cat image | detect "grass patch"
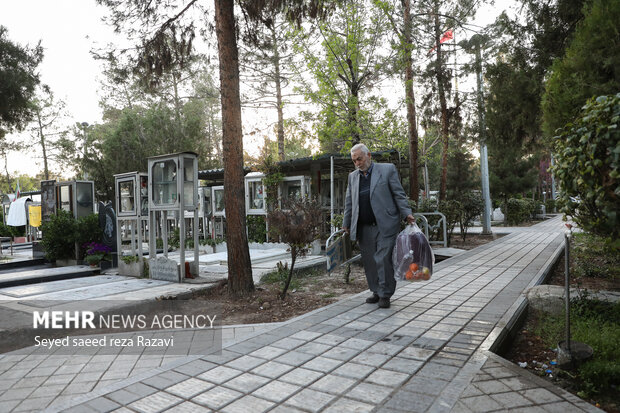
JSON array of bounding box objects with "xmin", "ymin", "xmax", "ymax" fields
[{"xmin": 533, "ymin": 296, "xmax": 620, "ymax": 399}]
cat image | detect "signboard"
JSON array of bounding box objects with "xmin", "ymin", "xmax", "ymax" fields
[
  {"xmin": 40, "ymin": 180, "xmax": 56, "ymax": 223},
  {"xmin": 326, "ymin": 233, "xmax": 353, "ymax": 273},
  {"xmin": 150, "ymin": 256, "xmax": 179, "ymax": 282}
]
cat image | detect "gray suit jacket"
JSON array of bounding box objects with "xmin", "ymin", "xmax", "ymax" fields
[{"xmin": 343, "ymin": 162, "xmax": 412, "ymax": 241}]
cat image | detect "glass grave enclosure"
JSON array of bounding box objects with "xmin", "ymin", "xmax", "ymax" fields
[
  {"xmin": 55, "ymin": 181, "xmax": 95, "ymax": 219},
  {"xmin": 148, "ymin": 152, "xmax": 199, "ymax": 282},
  {"xmin": 242, "ymin": 173, "xmax": 311, "ymax": 242},
  {"xmin": 211, "ymin": 185, "xmax": 226, "ymax": 239},
  {"xmin": 114, "ymin": 172, "xmax": 148, "ymax": 275}
]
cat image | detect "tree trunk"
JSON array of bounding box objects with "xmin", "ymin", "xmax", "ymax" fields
[
  {"xmin": 403, "ymin": 0, "xmax": 419, "ymax": 206},
  {"xmin": 434, "ymin": 10, "xmax": 449, "ymax": 201},
  {"xmin": 271, "ymin": 28, "xmax": 286, "ymax": 162},
  {"xmin": 214, "ymin": 0, "xmax": 254, "ymax": 295}
]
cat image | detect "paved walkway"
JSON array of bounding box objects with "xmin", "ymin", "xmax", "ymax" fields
[{"xmin": 0, "ymin": 216, "xmax": 603, "ymax": 412}]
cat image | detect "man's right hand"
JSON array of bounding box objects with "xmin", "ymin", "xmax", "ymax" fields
[{"xmin": 343, "ymin": 227, "xmax": 350, "ymax": 235}]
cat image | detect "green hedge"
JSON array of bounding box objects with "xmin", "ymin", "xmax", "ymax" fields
[{"xmin": 503, "ymin": 198, "xmax": 535, "ymax": 225}]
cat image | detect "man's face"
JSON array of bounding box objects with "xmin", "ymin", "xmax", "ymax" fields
[{"xmin": 351, "ymin": 149, "xmax": 372, "ymax": 172}]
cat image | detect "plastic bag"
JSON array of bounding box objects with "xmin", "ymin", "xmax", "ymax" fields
[{"xmin": 392, "ymin": 223, "xmax": 435, "ymax": 281}]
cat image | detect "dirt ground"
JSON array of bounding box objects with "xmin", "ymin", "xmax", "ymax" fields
[{"xmin": 195, "ymin": 264, "xmax": 371, "ymax": 325}]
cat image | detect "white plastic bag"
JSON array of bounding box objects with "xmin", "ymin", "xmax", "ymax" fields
[{"xmin": 392, "ymin": 223, "xmax": 435, "ymax": 281}]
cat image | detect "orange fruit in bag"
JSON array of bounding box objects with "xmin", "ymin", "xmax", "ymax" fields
[
  {"xmin": 405, "ymin": 270, "xmax": 414, "ymax": 280},
  {"xmin": 409, "ymin": 262, "xmax": 419, "ymax": 272}
]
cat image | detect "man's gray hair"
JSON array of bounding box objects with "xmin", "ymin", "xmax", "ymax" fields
[{"xmin": 351, "ymin": 143, "xmax": 370, "ymax": 155}]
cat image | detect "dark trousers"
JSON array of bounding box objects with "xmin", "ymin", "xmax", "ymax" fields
[{"xmin": 357, "ymin": 224, "xmax": 397, "ymax": 298}]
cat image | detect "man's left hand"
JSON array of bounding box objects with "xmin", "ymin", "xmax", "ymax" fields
[{"xmin": 406, "ymin": 214, "xmax": 415, "ymax": 225}]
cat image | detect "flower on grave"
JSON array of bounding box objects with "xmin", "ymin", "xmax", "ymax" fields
[{"xmin": 83, "ymin": 242, "xmax": 112, "ymax": 265}]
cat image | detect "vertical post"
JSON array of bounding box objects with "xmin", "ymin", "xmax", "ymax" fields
[
  {"xmin": 474, "ymin": 37, "xmax": 492, "ymax": 234},
  {"xmin": 330, "ymin": 156, "xmax": 335, "ymax": 233},
  {"xmin": 551, "ymin": 154, "xmax": 557, "ymax": 203},
  {"xmin": 565, "ymin": 231, "xmax": 571, "ymax": 354}
]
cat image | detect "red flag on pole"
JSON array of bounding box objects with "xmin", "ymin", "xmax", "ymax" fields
[
  {"xmin": 440, "ymin": 29, "xmax": 453, "ymax": 44},
  {"xmin": 13, "ymin": 181, "xmax": 20, "ymax": 201},
  {"xmin": 428, "ymin": 29, "xmax": 454, "ymax": 55}
]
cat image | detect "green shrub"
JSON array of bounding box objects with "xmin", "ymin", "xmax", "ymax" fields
[
  {"xmin": 40, "ymin": 210, "xmax": 78, "ymax": 261},
  {"xmin": 40, "ymin": 211, "xmax": 103, "ymax": 261},
  {"xmin": 545, "ymin": 199, "xmax": 556, "ymax": 213},
  {"xmin": 438, "ymin": 200, "xmax": 461, "ymax": 246},
  {"xmin": 0, "ymin": 213, "xmax": 25, "ymax": 237},
  {"xmin": 247, "ymin": 215, "xmax": 267, "ymax": 243},
  {"xmin": 75, "ymin": 214, "xmax": 103, "ymax": 259},
  {"xmin": 552, "ymin": 94, "xmax": 620, "ymax": 243},
  {"xmin": 458, "ymin": 192, "xmax": 484, "ymax": 241},
  {"xmin": 121, "ymin": 255, "xmax": 139, "ymax": 264},
  {"xmin": 503, "ymin": 198, "xmax": 532, "ymax": 225}
]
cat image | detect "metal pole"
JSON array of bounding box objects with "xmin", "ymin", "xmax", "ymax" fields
[
  {"xmin": 330, "ymin": 156, "xmax": 335, "ymax": 233},
  {"xmin": 474, "ymin": 38, "xmax": 492, "ymax": 234},
  {"xmin": 565, "ymin": 231, "xmax": 571, "ymax": 353},
  {"xmin": 551, "ymin": 154, "xmax": 557, "ymax": 202}
]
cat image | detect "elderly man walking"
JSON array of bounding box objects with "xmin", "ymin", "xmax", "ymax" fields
[{"xmin": 343, "ymin": 143, "xmax": 415, "ymax": 308}]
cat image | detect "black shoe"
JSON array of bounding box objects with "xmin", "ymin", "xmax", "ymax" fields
[
  {"xmin": 378, "ymin": 297, "xmax": 391, "ymax": 308},
  {"xmin": 365, "ymin": 293, "xmax": 380, "ymax": 304}
]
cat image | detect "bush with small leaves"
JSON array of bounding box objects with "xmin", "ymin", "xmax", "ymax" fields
[{"xmin": 552, "ymin": 94, "xmax": 620, "ymax": 243}]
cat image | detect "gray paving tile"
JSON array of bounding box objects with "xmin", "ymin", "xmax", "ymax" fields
[
  {"xmin": 520, "ymin": 387, "xmax": 564, "ymax": 404},
  {"xmin": 173, "ymin": 360, "xmax": 217, "ymax": 376},
  {"xmin": 220, "ymin": 395, "xmax": 274, "ymax": 413},
  {"xmin": 302, "ymin": 356, "xmax": 343, "ymax": 372},
  {"xmin": 312, "ymin": 333, "xmax": 348, "ymax": 346},
  {"xmin": 0, "ymin": 400, "xmax": 20, "ymax": 412},
  {"xmin": 198, "ymin": 366, "xmax": 243, "ymax": 384},
  {"xmin": 310, "ymin": 374, "xmax": 357, "ymax": 395},
  {"xmin": 142, "ymin": 371, "xmax": 188, "ymax": 390},
  {"xmin": 365, "ymin": 368, "xmax": 410, "ymax": 387},
  {"xmin": 83, "ymin": 397, "xmax": 122, "ymax": 412},
  {"xmin": 473, "ymin": 379, "xmax": 513, "ymax": 394},
  {"xmin": 166, "ymin": 378, "xmax": 214, "ymax": 399},
  {"xmin": 285, "ymin": 388, "xmax": 336, "ymax": 412},
  {"xmin": 290, "ymin": 330, "xmax": 323, "ymax": 341},
  {"xmin": 192, "ymin": 386, "xmax": 243, "ymax": 410},
  {"xmin": 165, "ymin": 401, "xmax": 212, "ymax": 412},
  {"xmin": 268, "ymin": 405, "xmax": 306, "ymax": 413},
  {"xmin": 253, "ymin": 380, "xmax": 299, "ymax": 403},
  {"xmin": 383, "ymin": 388, "xmax": 435, "ymax": 412},
  {"xmin": 29, "ymin": 383, "xmax": 67, "ymax": 398},
  {"xmin": 398, "ymin": 346, "xmax": 435, "ymax": 361},
  {"xmin": 351, "ymin": 352, "xmax": 392, "ymax": 367},
  {"xmin": 226, "ymin": 355, "xmax": 267, "ymax": 371},
  {"xmin": 0, "ymin": 386, "xmax": 35, "ymax": 401},
  {"xmin": 248, "ymin": 346, "xmax": 288, "ymax": 360},
  {"xmin": 222, "ymin": 372, "xmax": 270, "ymax": 393},
  {"xmin": 322, "ymin": 397, "xmax": 374, "ymax": 413},
  {"xmin": 490, "ymin": 391, "xmax": 534, "ymax": 408},
  {"xmin": 297, "ymin": 341, "xmax": 332, "ymax": 355},
  {"xmin": 274, "ymin": 351, "xmax": 315, "ymax": 366},
  {"xmin": 13, "ymin": 396, "xmax": 54, "ymax": 412},
  {"xmin": 382, "ymin": 357, "xmax": 424, "ymax": 374},
  {"xmin": 128, "ymin": 392, "xmax": 182, "ymax": 413},
  {"xmin": 322, "ymin": 346, "xmax": 361, "ymax": 361},
  {"xmin": 332, "ymin": 362, "xmax": 375, "ymax": 380},
  {"xmin": 541, "ymin": 401, "xmax": 589, "ymax": 412},
  {"xmin": 279, "ymin": 367, "xmax": 324, "ymax": 386},
  {"xmin": 460, "ymin": 394, "xmax": 504, "ymax": 411},
  {"xmin": 250, "ymin": 360, "xmax": 294, "ymax": 379},
  {"xmin": 271, "ymin": 337, "xmax": 306, "ymax": 350}
]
